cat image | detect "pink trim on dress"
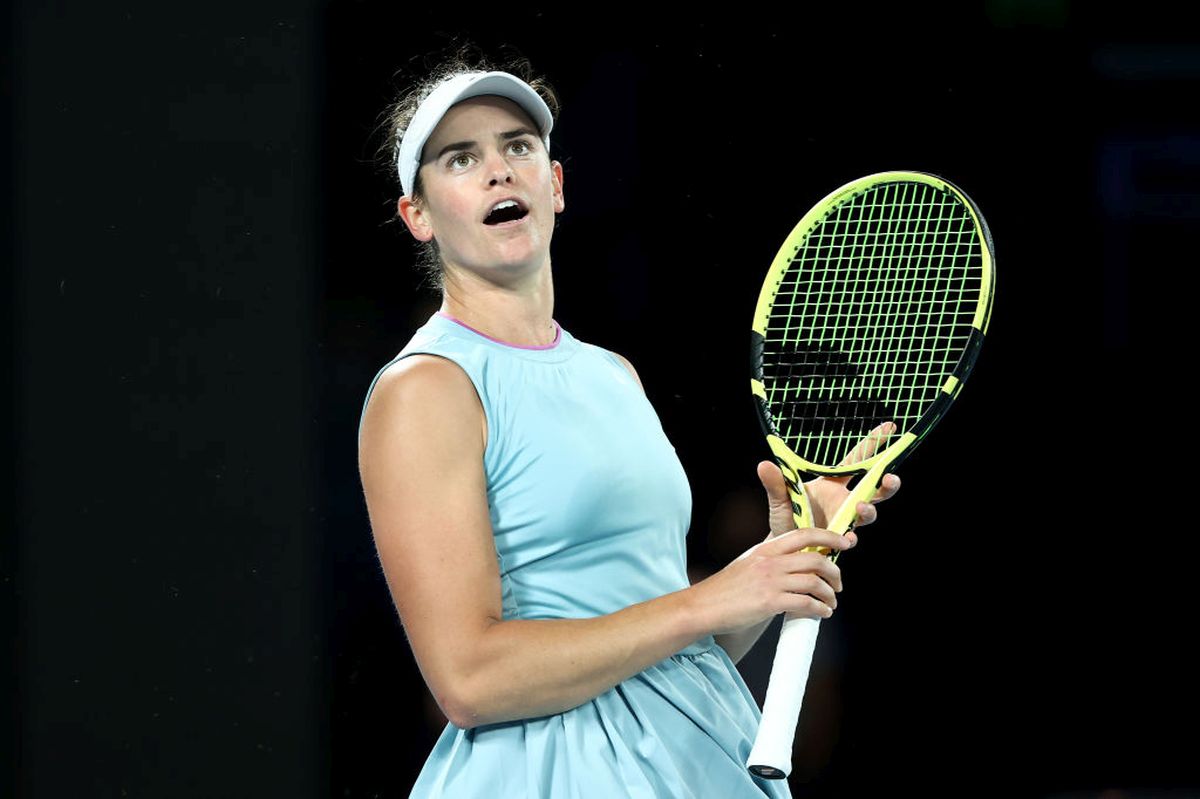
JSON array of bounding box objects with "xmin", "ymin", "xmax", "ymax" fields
[{"xmin": 436, "ymin": 311, "xmax": 562, "ymax": 350}]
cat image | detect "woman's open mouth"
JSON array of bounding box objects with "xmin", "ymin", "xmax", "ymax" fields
[
  {"xmin": 482, "ymin": 199, "xmax": 530, "ymax": 229},
  {"xmin": 483, "ymin": 212, "xmax": 530, "ymax": 230}
]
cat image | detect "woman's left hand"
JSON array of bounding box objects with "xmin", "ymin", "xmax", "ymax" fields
[{"xmin": 757, "ymin": 421, "xmax": 902, "ymax": 547}]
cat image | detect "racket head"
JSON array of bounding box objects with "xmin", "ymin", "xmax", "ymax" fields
[{"xmin": 750, "ymin": 170, "xmax": 995, "ymax": 492}]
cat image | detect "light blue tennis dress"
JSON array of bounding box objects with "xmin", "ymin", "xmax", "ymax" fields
[{"xmin": 359, "ymin": 310, "xmax": 792, "ymax": 799}]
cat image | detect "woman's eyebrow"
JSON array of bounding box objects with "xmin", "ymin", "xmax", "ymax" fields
[{"xmin": 430, "ymin": 127, "xmax": 539, "ymax": 163}]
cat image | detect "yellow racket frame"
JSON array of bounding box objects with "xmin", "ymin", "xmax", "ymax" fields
[{"xmin": 749, "ymin": 169, "xmax": 996, "ymax": 554}]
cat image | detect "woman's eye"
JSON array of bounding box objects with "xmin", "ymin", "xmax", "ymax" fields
[{"xmin": 448, "ymin": 140, "xmax": 534, "ymax": 169}]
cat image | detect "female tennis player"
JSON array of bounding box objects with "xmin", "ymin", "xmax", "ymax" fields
[{"xmin": 356, "ymin": 47, "xmax": 901, "ymax": 798}]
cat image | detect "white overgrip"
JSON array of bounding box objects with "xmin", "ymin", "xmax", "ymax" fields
[{"xmin": 746, "ymin": 614, "xmax": 822, "ymax": 778}]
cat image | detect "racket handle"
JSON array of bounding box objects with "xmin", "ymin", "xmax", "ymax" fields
[{"xmin": 746, "ymin": 614, "xmax": 822, "ymax": 779}]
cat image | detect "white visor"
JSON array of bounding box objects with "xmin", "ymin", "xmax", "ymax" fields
[{"xmin": 396, "ymin": 70, "xmax": 554, "ymax": 198}]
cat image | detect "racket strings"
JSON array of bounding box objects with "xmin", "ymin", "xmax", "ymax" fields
[{"xmin": 762, "ymin": 181, "xmax": 983, "ymax": 468}]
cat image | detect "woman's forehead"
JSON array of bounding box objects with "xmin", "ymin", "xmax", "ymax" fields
[{"xmin": 426, "ymin": 96, "xmax": 537, "ymax": 150}]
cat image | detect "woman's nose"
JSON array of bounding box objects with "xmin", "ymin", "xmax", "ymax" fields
[{"xmin": 484, "ymin": 151, "xmax": 514, "ymax": 183}]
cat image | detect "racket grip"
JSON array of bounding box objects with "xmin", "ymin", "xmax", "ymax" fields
[{"xmin": 746, "ymin": 614, "xmax": 822, "ymax": 779}]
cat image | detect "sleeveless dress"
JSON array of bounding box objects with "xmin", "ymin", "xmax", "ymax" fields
[{"xmin": 358, "ymin": 310, "xmax": 792, "ymax": 799}]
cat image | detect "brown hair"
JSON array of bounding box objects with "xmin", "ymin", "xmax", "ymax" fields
[{"xmin": 373, "ymin": 41, "xmax": 561, "ymax": 295}]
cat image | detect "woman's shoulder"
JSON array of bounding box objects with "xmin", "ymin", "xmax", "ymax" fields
[
  {"xmin": 381, "ymin": 351, "xmax": 470, "ymax": 383},
  {"xmin": 373, "ymin": 352, "xmax": 485, "ymax": 415},
  {"xmin": 363, "ymin": 353, "xmax": 488, "ymax": 452},
  {"xmin": 590, "ymin": 345, "xmax": 645, "ymax": 395}
]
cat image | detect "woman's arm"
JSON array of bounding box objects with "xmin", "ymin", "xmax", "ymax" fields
[
  {"xmin": 464, "ymin": 589, "xmax": 703, "ymax": 728},
  {"xmin": 709, "ymin": 530, "xmax": 776, "ymax": 665},
  {"xmin": 713, "ymin": 617, "xmax": 773, "ymax": 666},
  {"xmin": 358, "ymin": 356, "xmax": 711, "ymax": 731}
]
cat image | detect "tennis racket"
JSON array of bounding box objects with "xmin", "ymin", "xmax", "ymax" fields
[{"xmin": 745, "ymin": 170, "xmax": 996, "ymax": 779}]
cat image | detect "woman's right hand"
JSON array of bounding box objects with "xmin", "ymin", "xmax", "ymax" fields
[{"xmin": 688, "ymin": 528, "xmax": 853, "ymax": 636}]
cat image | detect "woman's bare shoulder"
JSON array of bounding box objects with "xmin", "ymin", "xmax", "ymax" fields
[{"xmin": 366, "ymin": 354, "xmax": 488, "ymax": 452}]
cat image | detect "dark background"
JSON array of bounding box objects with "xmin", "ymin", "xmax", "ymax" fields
[{"xmin": 7, "ymin": 2, "xmax": 1196, "ymax": 797}]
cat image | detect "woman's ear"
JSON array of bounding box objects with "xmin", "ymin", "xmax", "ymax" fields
[
  {"xmin": 398, "ymin": 195, "xmax": 434, "ymax": 242},
  {"xmin": 551, "ymin": 160, "xmax": 565, "ymax": 213}
]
